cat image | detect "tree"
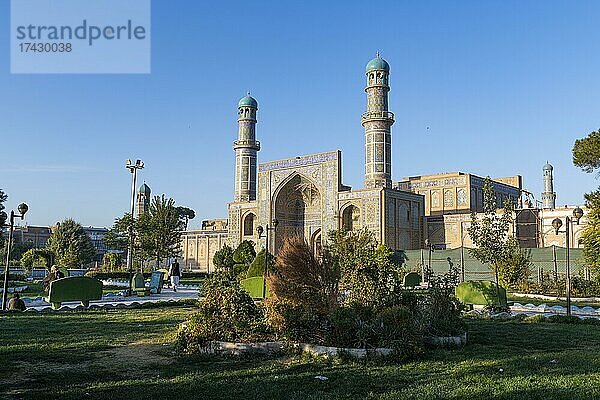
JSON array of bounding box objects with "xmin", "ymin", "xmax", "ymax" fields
[
  {"xmin": 467, "ymin": 178, "xmax": 528, "ymax": 298},
  {"xmin": 573, "ymin": 129, "xmax": 600, "ymax": 173},
  {"xmin": 138, "ymin": 195, "xmax": 185, "ymax": 268},
  {"xmin": 47, "ymin": 219, "xmax": 96, "ymax": 268},
  {"xmin": 103, "ymin": 213, "xmax": 132, "ymax": 253},
  {"xmin": 573, "ymin": 130, "xmax": 600, "ymax": 276},
  {"xmin": 102, "ymin": 252, "xmax": 123, "ymax": 271},
  {"xmin": 326, "ymin": 228, "xmax": 405, "ymax": 308},
  {"xmin": 213, "ymin": 244, "xmax": 236, "ymax": 274},
  {"xmin": 232, "ymin": 240, "xmax": 256, "ymax": 277},
  {"xmin": 176, "ymin": 207, "xmax": 196, "ymax": 230},
  {"xmin": 20, "ymin": 248, "xmax": 52, "ymax": 272}
]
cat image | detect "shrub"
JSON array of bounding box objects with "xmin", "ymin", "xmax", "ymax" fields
[
  {"xmin": 212, "ymin": 244, "xmax": 235, "ymax": 272},
  {"xmin": 233, "ymin": 240, "xmax": 256, "ymax": 265},
  {"xmin": 265, "ymin": 237, "xmax": 339, "ymax": 342},
  {"xmin": 425, "ymin": 267, "xmax": 466, "ymax": 336},
  {"xmin": 246, "ymin": 249, "xmax": 274, "ymax": 278},
  {"xmin": 326, "ymin": 230, "xmax": 404, "ymax": 309},
  {"xmin": 265, "ymin": 300, "xmax": 330, "ymax": 343},
  {"xmin": 375, "ymin": 305, "xmax": 425, "ymax": 359},
  {"xmin": 177, "ymin": 273, "xmax": 270, "ymax": 353}
]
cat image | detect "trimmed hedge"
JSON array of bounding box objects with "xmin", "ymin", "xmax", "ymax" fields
[{"xmin": 455, "ymin": 280, "xmax": 507, "ymax": 307}]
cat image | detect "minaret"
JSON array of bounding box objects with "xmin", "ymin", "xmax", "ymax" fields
[
  {"xmin": 541, "ymin": 162, "xmax": 556, "ymax": 209},
  {"xmin": 233, "ymin": 93, "xmax": 260, "ymax": 202},
  {"xmin": 136, "ymin": 182, "xmax": 151, "ymax": 216},
  {"xmin": 362, "ymin": 53, "xmax": 394, "ymax": 189}
]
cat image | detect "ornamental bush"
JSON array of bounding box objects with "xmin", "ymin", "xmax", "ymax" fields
[{"xmin": 176, "ymin": 272, "xmax": 270, "ymax": 354}]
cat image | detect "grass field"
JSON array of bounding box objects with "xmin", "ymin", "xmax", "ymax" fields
[{"xmin": 2, "ymin": 306, "xmax": 600, "ymax": 400}]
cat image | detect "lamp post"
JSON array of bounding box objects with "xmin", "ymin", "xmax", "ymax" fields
[
  {"xmin": 125, "ymin": 159, "xmax": 144, "ymax": 296},
  {"xmin": 424, "ymin": 238, "xmax": 434, "ymax": 287},
  {"xmin": 256, "ymin": 219, "xmax": 278, "ymax": 299},
  {"xmin": 552, "ymin": 207, "xmax": 584, "ymax": 317},
  {"xmin": 2, "ymin": 203, "xmax": 29, "ymax": 310}
]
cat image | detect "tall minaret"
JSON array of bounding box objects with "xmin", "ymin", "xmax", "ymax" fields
[
  {"xmin": 233, "ymin": 93, "xmax": 260, "ymax": 202},
  {"xmin": 362, "ymin": 53, "xmax": 395, "ymax": 189},
  {"xmin": 136, "ymin": 182, "xmax": 151, "ymax": 216},
  {"xmin": 541, "ymin": 162, "xmax": 556, "ymax": 209}
]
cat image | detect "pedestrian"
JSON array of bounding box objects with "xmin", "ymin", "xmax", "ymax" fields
[
  {"xmin": 8, "ymin": 293, "xmax": 26, "ymax": 311},
  {"xmin": 168, "ymin": 258, "xmax": 181, "ymax": 292}
]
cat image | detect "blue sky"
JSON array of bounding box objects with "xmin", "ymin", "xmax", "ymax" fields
[{"xmin": 1, "ymin": 0, "xmax": 599, "ymax": 228}]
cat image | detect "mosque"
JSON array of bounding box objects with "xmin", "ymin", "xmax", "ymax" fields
[{"xmin": 147, "ymin": 54, "xmax": 585, "ymax": 272}]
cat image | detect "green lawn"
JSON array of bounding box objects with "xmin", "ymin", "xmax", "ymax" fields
[{"xmin": 2, "ymin": 307, "xmax": 600, "ymax": 400}]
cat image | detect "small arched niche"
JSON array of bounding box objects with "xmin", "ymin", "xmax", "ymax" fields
[{"xmin": 243, "ymin": 213, "xmax": 255, "ymax": 236}]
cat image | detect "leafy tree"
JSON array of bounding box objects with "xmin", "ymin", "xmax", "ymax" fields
[
  {"xmin": 47, "ymin": 219, "xmax": 96, "ymax": 268},
  {"xmin": 138, "ymin": 195, "xmax": 185, "ymax": 268},
  {"xmin": 232, "ymin": 240, "xmax": 256, "ymax": 277},
  {"xmin": 582, "ymin": 191, "xmax": 600, "ymax": 275},
  {"xmin": 102, "ymin": 252, "xmax": 123, "ymax": 271},
  {"xmin": 326, "ymin": 228, "xmax": 405, "ymax": 309},
  {"xmin": 573, "ymin": 130, "xmax": 600, "ymax": 276},
  {"xmin": 467, "ymin": 178, "xmax": 529, "ymax": 297},
  {"xmin": 176, "ymin": 206, "xmax": 196, "ymax": 230},
  {"xmin": 573, "ymin": 129, "xmax": 600, "ymax": 173},
  {"xmin": 103, "ymin": 213, "xmax": 132, "ymax": 253},
  {"xmin": 212, "ymin": 244, "xmax": 235, "ymax": 274},
  {"xmin": 20, "ymin": 248, "xmax": 52, "ymax": 272},
  {"xmin": 233, "ymin": 240, "xmax": 256, "ymax": 265}
]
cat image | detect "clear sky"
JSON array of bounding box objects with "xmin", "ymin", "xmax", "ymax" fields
[{"xmin": 1, "ymin": 0, "xmax": 599, "ymax": 229}]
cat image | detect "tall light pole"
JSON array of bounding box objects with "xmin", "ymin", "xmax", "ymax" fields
[
  {"xmin": 126, "ymin": 159, "xmax": 144, "ymax": 296},
  {"xmin": 424, "ymin": 238, "xmax": 434, "ymax": 288},
  {"xmin": 256, "ymin": 219, "xmax": 278, "ymax": 299},
  {"xmin": 2, "ymin": 203, "xmax": 29, "ymax": 310},
  {"xmin": 552, "ymin": 207, "xmax": 584, "ymax": 317}
]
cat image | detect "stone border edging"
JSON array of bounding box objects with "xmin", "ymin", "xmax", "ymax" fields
[
  {"xmin": 512, "ymin": 293, "xmax": 600, "ymax": 302},
  {"xmin": 200, "ymin": 334, "xmax": 468, "ymax": 358}
]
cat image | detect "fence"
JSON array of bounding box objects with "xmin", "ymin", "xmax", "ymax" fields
[{"xmin": 402, "ymin": 246, "xmax": 588, "ymax": 283}]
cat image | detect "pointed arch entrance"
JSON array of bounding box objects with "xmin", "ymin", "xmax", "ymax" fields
[{"xmin": 273, "ymin": 174, "xmax": 322, "ymax": 252}]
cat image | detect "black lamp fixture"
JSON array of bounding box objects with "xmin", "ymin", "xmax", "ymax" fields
[{"xmin": 2, "ymin": 203, "xmax": 29, "ymax": 310}]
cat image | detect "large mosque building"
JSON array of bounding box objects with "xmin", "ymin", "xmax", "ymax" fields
[
  {"xmin": 227, "ymin": 54, "xmax": 424, "ymax": 256},
  {"xmin": 171, "ymin": 55, "xmax": 586, "ymax": 272}
]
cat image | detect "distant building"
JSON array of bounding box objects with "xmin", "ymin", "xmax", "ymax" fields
[
  {"xmin": 82, "ymin": 226, "xmax": 109, "ymax": 264},
  {"xmin": 394, "ymin": 172, "xmax": 522, "ymax": 216},
  {"xmin": 180, "ymin": 219, "xmax": 228, "ymax": 272},
  {"xmin": 12, "ymin": 225, "xmax": 52, "ymax": 248}
]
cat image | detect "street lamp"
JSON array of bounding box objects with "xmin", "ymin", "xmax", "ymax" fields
[
  {"xmin": 256, "ymin": 219, "xmax": 279, "ymax": 299},
  {"xmin": 424, "ymin": 239, "xmax": 434, "ymax": 287},
  {"xmin": 125, "ymin": 159, "xmax": 144, "ymax": 296},
  {"xmin": 552, "ymin": 207, "xmax": 584, "ymax": 317},
  {"xmin": 2, "ymin": 203, "xmax": 29, "ymax": 310}
]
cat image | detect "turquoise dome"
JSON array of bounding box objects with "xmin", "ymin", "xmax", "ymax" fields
[
  {"xmin": 543, "ymin": 162, "xmax": 553, "ymax": 171},
  {"xmin": 366, "ymin": 54, "xmax": 390, "ymax": 72},
  {"xmin": 238, "ymin": 93, "xmax": 258, "ymax": 108}
]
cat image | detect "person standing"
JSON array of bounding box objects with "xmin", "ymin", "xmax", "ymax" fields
[{"xmin": 168, "ymin": 258, "xmax": 181, "ymax": 292}]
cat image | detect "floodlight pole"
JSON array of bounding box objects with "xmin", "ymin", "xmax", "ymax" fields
[
  {"xmin": 2, "ymin": 204, "xmax": 28, "ymax": 310},
  {"xmin": 125, "ymin": 159, "xmax": 144, "ymax": 296}
]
